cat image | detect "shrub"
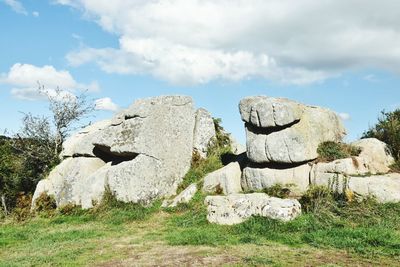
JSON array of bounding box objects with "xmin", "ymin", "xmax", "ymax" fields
[
  {"xmin": 317, "ymin": 141, "xmax": 361, "ymax": 162},
  {"xmin": 12, "ymin": 193, "xmax": 33, "ymax": 221},
  {"xmin": 262, "ymin": 184, "xmax": 293, "ymax": 198},
  {"xmin": 34, "ymin": 192, "xmax": 57, "ymax": 214}
]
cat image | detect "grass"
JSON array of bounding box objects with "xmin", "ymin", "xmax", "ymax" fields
[{"xmin": 1, "ymin": 188, "xmax": 400, "ymax": 266}]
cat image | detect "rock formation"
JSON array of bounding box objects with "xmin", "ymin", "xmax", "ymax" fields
[
  {"xmin": 32, "ymin": 95, "xmax": 216, "ymax": 208},
  {"xmin": 32, "ymin": 94, "xmax": 400, "ymax": 226}
]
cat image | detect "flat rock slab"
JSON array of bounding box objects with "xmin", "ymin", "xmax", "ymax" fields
[
  {"xmin": 205, "ymin": 193, "xmax": 301, "ymax": 225},
  {"xmin": 242, "ymin": 164, "xmax": 311, "ymax": 194},
  {"xmin": 311, "ymin": 172, "xmax": 400, "ymax": 203}
]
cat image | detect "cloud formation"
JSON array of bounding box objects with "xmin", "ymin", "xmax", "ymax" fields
[
  {"xmin": 95, "ymin": 97, "xmax": 119, "ymax": 112},
  {"xmin": 2, "ymin": 0, "xmax": 27, "ymax": 15},
  {"xmin": 338, "ymin": 113, "xmax": 351, "ymax": 121},
  {"xmin": 58, "ymin": 0, "xmax": 400, "ymax": 85},
  {"xmin": 0, "ymin": 63, "xmax": 99, "ymax": 100}
]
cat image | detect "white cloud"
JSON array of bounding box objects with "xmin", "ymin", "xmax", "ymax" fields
[
  {"xmin": 57, "ymin": 0, "xmax": 400, "ymax": 85},
  {"xmin": 3, "ymin": 0, "xmax": 27, "ymax": 15},
  {"xmin": 0, "ymin": 63, "xmax": 99, "ymax": 100},
  {"xmin": 363, "ymin": 74, "xmax": 379, "ymax": 83},
  {"xmin": 338, "ymin": 112, "xmax": 351, "ymax": 121},
  {"xmin": 95, "ymin": 97, "xmax": 119, "ymax": 112},
  {"xmin": 32, "ymin": 11, "xmax": 39, "ymax": 17}
]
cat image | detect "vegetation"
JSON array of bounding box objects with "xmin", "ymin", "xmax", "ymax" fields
[
  {"xmin": 317, "ymin": 141, "xmax": 361, "ymax": 162},
  {"xmin": 363, "ymin": 108, "xmax": 400, "ymax": 172},
  {"xmin": 0, "ymin": 88, "xmax": 94, "ymax": 216}
]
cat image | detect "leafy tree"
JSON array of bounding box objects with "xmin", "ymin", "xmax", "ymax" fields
[{"xmin": 0, "ymin": 87, "xmax": 94, "ymax": 215}]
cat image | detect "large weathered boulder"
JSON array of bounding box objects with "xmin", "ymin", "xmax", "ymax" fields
[
  {"xmin": 202, "ymin": 162, "xmax": 242, "ymax": 195},
  {"xmin": 240, "ymin": 96, "xmax": 346, "ymax": 164},
  {"xmin": 93, "ymin": 95, "xmax": 195, "ymax": 181},
  {"xmin": 205, "ymin": 193, "xmax": 301, "ymax": 225},
  {"xmin": 162, "ymin": 183, "xmax": 198, "ymax": 208},
  {"xmin": 32, "ymin": 157, "xmax": 106, "ymax": 207},
  {"xmin": 311, "ymin": 172, "xmax": 400, "ymax": 203},
  {"xmin": 33, "ymin": 95, "xmax": 201, "ymax": 208},
  {"xmin": 60, "ymin": 120, "xmax": 111, "ymax": 158},
  {"xmin": 351, "ymin": 138, "xmax": 395, "ymax": 174},
  {"xmin": 193, "ymin": 108, "xmax": 216, "ymax": 158},
  {"xmin": 242, "ymin": 164, "xmax": 311, "ymax": 194}
]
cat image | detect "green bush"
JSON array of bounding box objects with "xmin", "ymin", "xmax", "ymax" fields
[
  {"xmin": 34, "ymin": 192, "xmax": 57, "ymax": 214},
  {"xmin": 317, "ymin": 141, "xmax": 361, "ymax": 162}
]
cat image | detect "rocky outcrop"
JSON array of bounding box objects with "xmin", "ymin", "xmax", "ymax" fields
[
  {"xmin": 162, "ymin": 183, "xmax": 198, "ymax": 208},
  {"xmin": 32, "ymin": 95, "xmax": 217, "ymax": 208},
  {"xmin": 193, "ymin": 108, "xmax": 216, "ymax": 158},
  {"xmin": 310, "ymin": 137, "xmax": 396, "ymax": 194},
  {"xmin": 202, "ymin": 162, "xmax": 242, "ymax": 195},
  {"xmin": 238, "ymin": 96, "xmax": 399, "ymax": 204},
  {"xmin": 311, "ymin": 172, "xmax": 400, "ymax": 203},
  {"xmin": 205, "ymin": 193, "xmax": 301, "ymax": 225},
  {"xmin": 240, "ymin": 96, "xmax": 346, "ymax": 164}
]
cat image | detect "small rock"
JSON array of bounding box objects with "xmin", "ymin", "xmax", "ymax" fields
[
  {"xmin": 203, "ymin": 162, "xmax": 242, "ymax": 195},
  {"xmin": 162, "ymin": 183, "xmax": 197, "ymax": 208},
  {"xmin": 205, "ymin": 193, "xmax": 301, "ymax": 225}
]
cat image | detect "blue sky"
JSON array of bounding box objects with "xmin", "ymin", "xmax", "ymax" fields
[{"xmin": 1, "ymin": 1, "xmax": 400, "ymax": 144}]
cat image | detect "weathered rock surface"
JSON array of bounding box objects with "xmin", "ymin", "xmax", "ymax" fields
[
  {"xmin": 203, "ymin": 162, "xmax": 242, "ymax": 195},
  {"xmin": 106, "ymin": 155, "xmax": 168, "ymax": 204},
  {"xmin": 242, "ymin": 164, "xmax": 311, "ymax": 194},
  {"xmin": 60, "ymin": 120, "xmax": 111, "ymax": 158},
  {"xmin": 310, "ymin": 138, "xmax": 396, "ymax": 193},
  {"xmin": 205, "ymin": 193, "xmax": 301, "ymax": 225},
  {"xmin": 33, "ymin": 95, "xmax": 201, "ymax": 208},
  {"xmin": 241, "ymin": 96, "xmax": 346, "ymax": 164},
  {"xmin": 32, "ymin": 157, "xmax": 106, "ymax": 207},
  {"xmin": 311, "ymin": 172, "xmax": 400, "ymax": 203},
  {"xmin": 162, "ymin": 183, "xmax": 198, "ymax": 208},
  {"xmin": 239, "ymin": 96, "xmax": 304, "ymax": 128},
  {"xmin": 193, "ymin": 108, "xmax": 216, "ymax": 158},
  {"xmin": 351, "ymin": 138, "xmax": 395, "ymax": 174},
  {"xmin": 80, "ymin": 162, "xmax": 111, "ymax": 209}
]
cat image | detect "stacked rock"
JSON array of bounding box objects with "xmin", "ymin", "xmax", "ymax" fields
[{"xmin": 239, "ymin": 96, "xmax": 346, "ymax": 194}]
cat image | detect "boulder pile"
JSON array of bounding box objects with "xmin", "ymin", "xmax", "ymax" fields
[
  {"xmin": 203, "ymin": 96, "xmax": 399, "ymax": 224},
  {"xmin": 32, "ymin": 95, "xmax": 400, "ymax": 225}
]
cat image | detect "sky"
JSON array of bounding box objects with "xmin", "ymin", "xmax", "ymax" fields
[{"xmin": 1, "ymin": 0, "xmax": 400, "ymax": 144}]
